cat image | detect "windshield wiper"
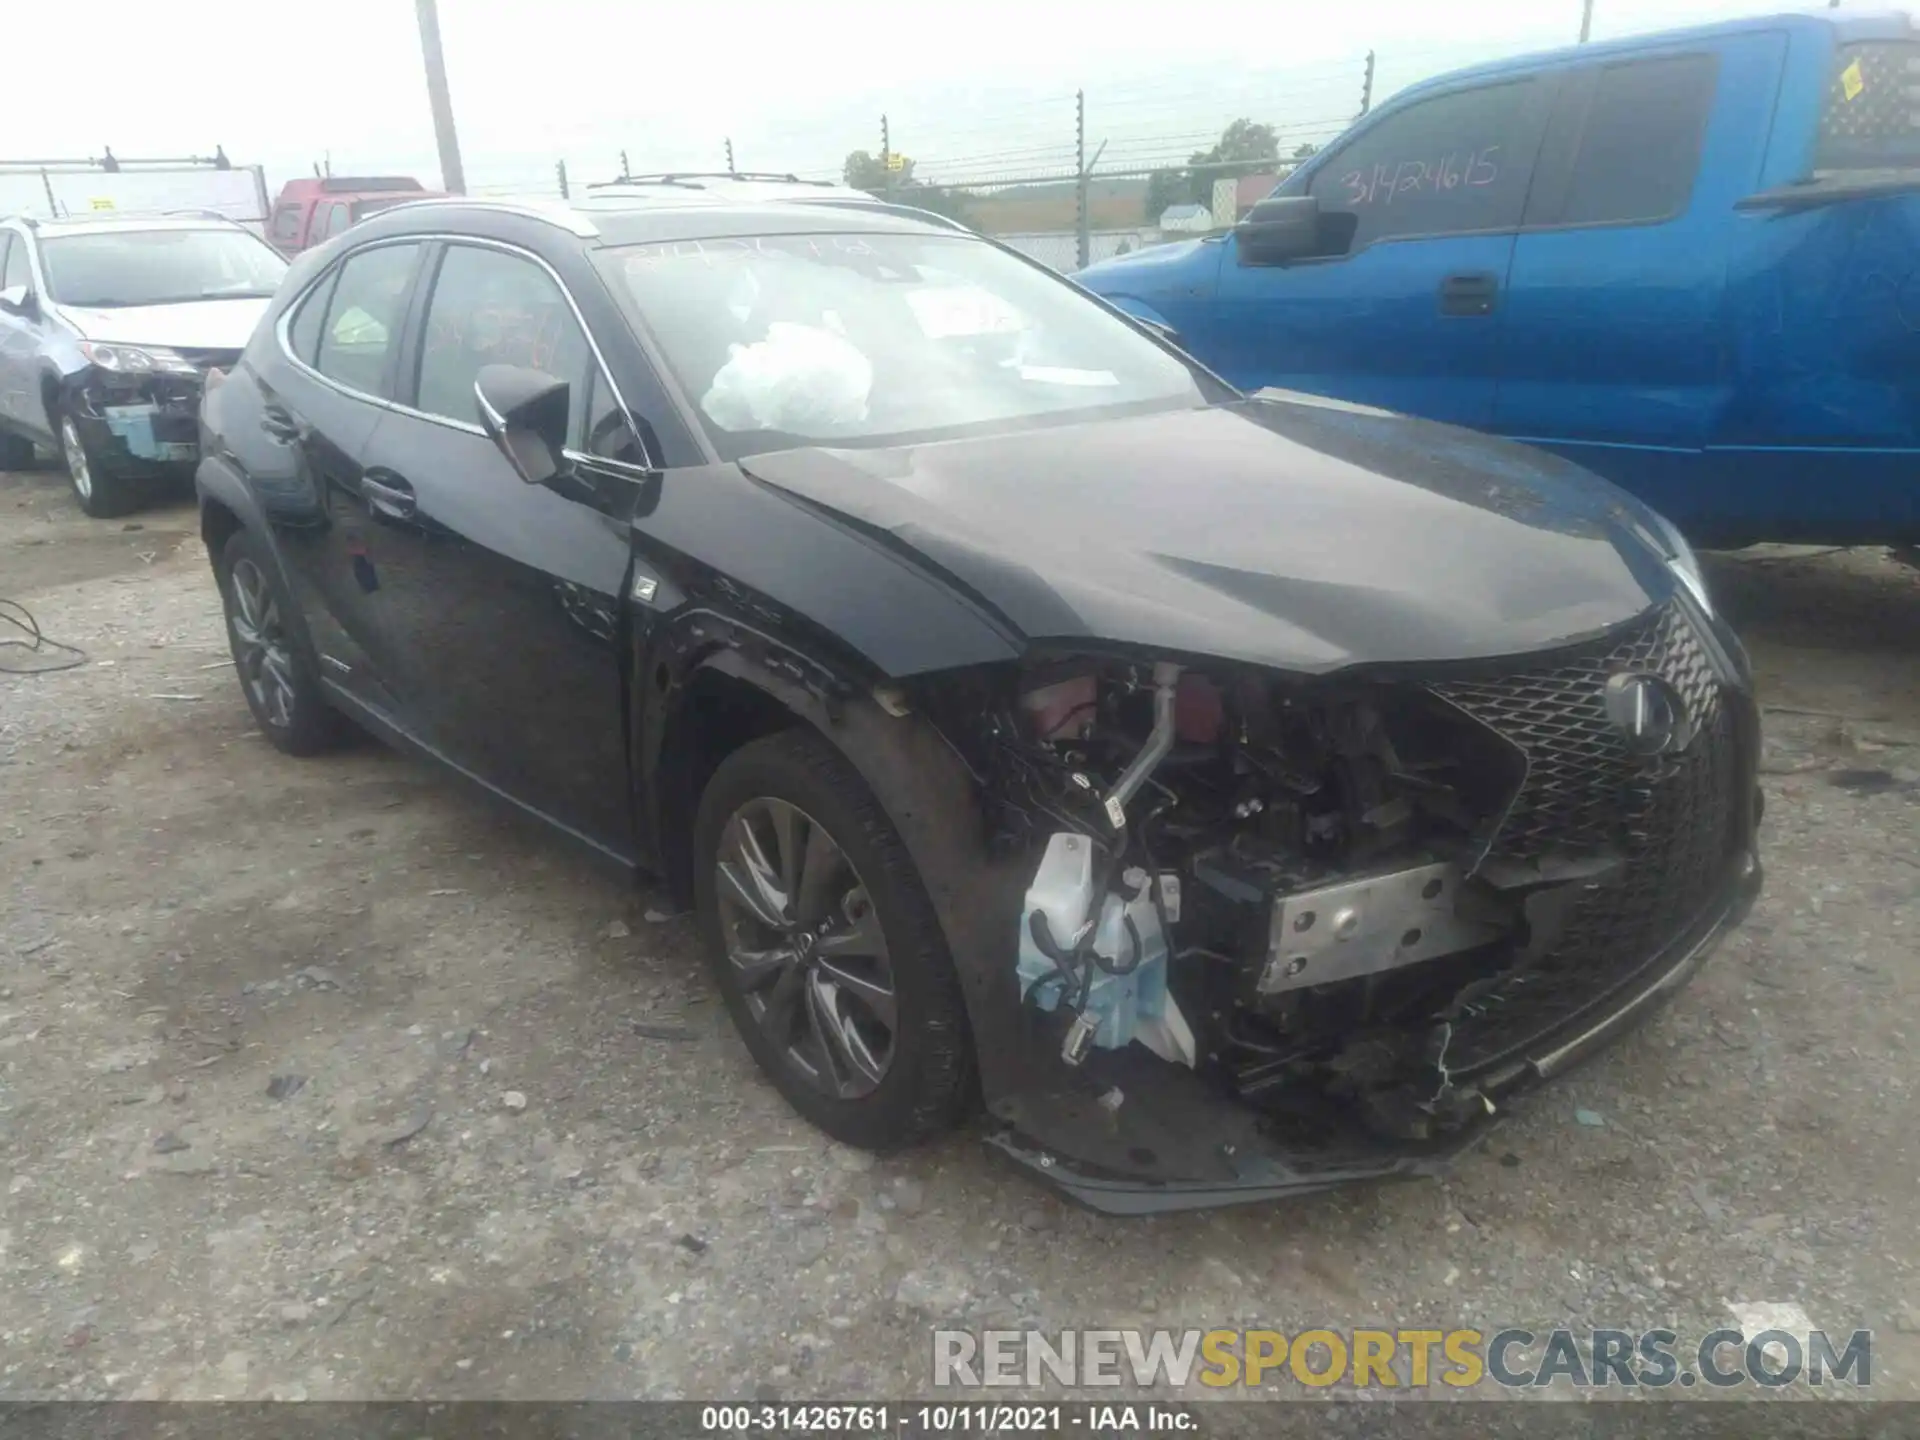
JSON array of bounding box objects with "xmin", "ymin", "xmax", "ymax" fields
[{"xmin": 196, "ymin": 286, "xmax": 278, "ymax": 299}]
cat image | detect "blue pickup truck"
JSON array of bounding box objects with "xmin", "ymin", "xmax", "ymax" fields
[{"xmin": 1077, "ymin": 10, "xmax": 1920, "ymax": 546}]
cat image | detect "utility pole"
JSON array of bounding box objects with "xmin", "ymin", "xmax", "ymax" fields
[
  {"xmin": 1359, "ymin": 50, "xmax": 1376, "ymax": 116},
  {"xmin": 413, "ymin": 0, "xmax": 467, "ymax": 194},
  {"xmin": 1579, "ymin": 0, "xmax": 1594, "ymax": 42},
  {"xmin": 1075, "ymin": 90, "xmax": 1090, "ymax": 270},
  {"xmin": 555, "ymin": 159, "xmax": 569, "ymax": 199},
  {"xmin": 880, "ymin": 115, "xmax": 894, "ymax": 200},
  {"xmin": 725, "ymin": 137, "xmax": 735, "ymax": 172}
]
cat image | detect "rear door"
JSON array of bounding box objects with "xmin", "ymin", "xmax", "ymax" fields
[
  {"xmin": 1207, "ymin": 75, "xmax": 1552, "ymax": 426},
  {"xmin": 1491, "ymin": 34, "xmax": 1785, "ymax": 523},
  {"xmin": 257, "ymin": 238, "xmax": 427, "ymax": 716},
  {"xmin": 342, "ymin": 238, "xmax": 640, "ymax": 856}
]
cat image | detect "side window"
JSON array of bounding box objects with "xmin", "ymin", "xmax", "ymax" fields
[
  {"xmin": 1310, "ymin": 80, "xmax": 1539, "ymax": 248},
  {"xmin": 1816, "ymin": 40, "xmax": 1920, "ymax": 173},
  {"xmin": 414, "ymin": 244, "xmax": 591, "ymax": 431},
  {"xmin": 322, "ymin": 203, "xmax": 352, "ymax": 240},
  {"xmin": 285, "ymin": 267, "xmax": 340, "ymax": 366},
  {"xmin": 314, "ymin": 243, "xmax": 420, "ymax": 398},
  {"xmin": 271, "ymin": 205, "xmax": 303, "ymax": 243},
  {"xmin": 2, "ymin": 234, "xmax": 32, "ymax": 292},
  {"xmin": 1544, "ymin": 55, "xmax": 1717, "ymax": 227}
]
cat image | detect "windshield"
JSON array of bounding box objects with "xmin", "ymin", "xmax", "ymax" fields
[
  {"xmin": 40, "ymin": 229, "xmax": 288, "ymax": 308},
  {"xmin": 598, "ymin": 232, "xmax": 1215, "ymax": 458},
  {"xmin": 1816, "ymin": 39, "xmax": 1920, "ymax": 174}
]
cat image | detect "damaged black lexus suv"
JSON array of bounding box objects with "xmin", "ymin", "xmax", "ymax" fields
[{"xmin": 197, "ymin": 188, "xmax": 1762, "ymax": 1213}]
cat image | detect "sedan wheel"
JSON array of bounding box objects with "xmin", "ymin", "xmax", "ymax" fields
[
  {"xmin": 61, "ymin": 416, "xmax": 92, "ymax": 501},
  {"xmin": 58, "ymin": 413, "xmax": 139, "ymax": 518},
  {"xmin": 693, "ymin": 730, "xmax": 975, "ymax": 1150},
  {"xmin": 714, "ymin": 797, "xmax": 899, "ymax": 1100},
  {"xmin": 216, "ymin": 528, "xmax": 343, "ymax": 756},
  {"xmin": 228, "ymin": 557, "xmax": 299, "ymax": 732}
]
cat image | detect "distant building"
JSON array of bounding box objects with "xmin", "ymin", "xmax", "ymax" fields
[
  {"xmin": 1157, "ymin": 203, "xmax": 1213, "ymax": 234},
  {"xmin": 1234, "ymin": 172, "xmax": 1282, "ymax": 218}
]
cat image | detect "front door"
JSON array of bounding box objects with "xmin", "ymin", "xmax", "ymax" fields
[
  {"xmin": 343, "ymin": 239, "xmax": 639, "ymax": 857},
  {"xmin": 1209, "ymin": 74, "xmax": 1553, "ymax": 428},
  {"xmin": 0, "ymin": 231, "xmax": 56, "ymax": 442},
  {"xmin": 1491, "ymin": 35, "xmax": 1782, "ymax": 528}
]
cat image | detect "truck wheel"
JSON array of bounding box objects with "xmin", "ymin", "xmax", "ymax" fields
[
  {"xmin": 58, "ymin": 412, "xmax": 142, "ymax": 518},
  {"xmin": 693, "ymin": 729, "xmax": 976, "ymax": 1151}
]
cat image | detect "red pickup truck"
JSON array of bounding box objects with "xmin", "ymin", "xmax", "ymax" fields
[{"xmin": 267, "ymin": 177, "xmax": 442, "ymax": 255}]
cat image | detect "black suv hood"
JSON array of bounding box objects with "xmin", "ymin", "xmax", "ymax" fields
[{"xmin": 737, "ymin": 397, "xmax": 1681, "ymax": 674}]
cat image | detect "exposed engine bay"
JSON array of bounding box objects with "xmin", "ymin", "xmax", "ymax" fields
[{"xmin": 927, "ymin": 652, "xmax": 1658, "ymax": 1148}]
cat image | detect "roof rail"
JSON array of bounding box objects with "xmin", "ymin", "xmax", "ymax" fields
[
  {"xmin": 586, "ymin": 171, "xmax": 837, "ymax": 191},
  {"xmin": 0, "ymin": 145, "xmax": 233, "ymax": 173},
  {"xmin": 372, "ymin": 194, "xmax": 600, "ymax": 238}
]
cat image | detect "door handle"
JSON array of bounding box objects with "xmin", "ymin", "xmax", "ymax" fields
[
  {"xmin": 1438, "ymin": 272, "xmax": 1499, "ymax": 317},
  {"xmin": 260, "ymin": 407, "xmax": 301, "ymax": 442},
  {"xmin": 360, "ymin": 470, "xmax": 417, "ymax": 522}
]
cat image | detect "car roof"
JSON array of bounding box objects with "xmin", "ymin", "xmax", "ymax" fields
[
  {"xmin": 1388, "ymin": 8, "xmax": 1914, "ymax": 105},
  {"xmin": 355, "ymin": 182, "xmax": 973, "ymax": 248}
]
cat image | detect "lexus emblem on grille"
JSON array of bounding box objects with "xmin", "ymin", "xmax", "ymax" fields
[{"xmin": 1604, "ymin": 672, "xmax": 1692, "ymax": 757}]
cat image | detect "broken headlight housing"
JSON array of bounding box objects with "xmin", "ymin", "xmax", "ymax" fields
[{"xmin": 78, "ymin": 342, "xmax": 199, "ymax": 376}]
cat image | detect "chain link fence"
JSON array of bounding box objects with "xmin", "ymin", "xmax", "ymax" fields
[{"xmin": 436, "ymin": 42, "xmax": 1558, "ymax": 273}]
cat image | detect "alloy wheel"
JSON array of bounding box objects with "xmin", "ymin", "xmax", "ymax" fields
[
  {"xmin": 713, "ymin": 797, "xmax": 898, "ymax": 1099},
  {"xmin": 61, "ymin": 417, "xmax": 92, "ymax": 501},
  {"xmin": 227, "ymin": 557, "xmax": 298, "ymax": 730}
]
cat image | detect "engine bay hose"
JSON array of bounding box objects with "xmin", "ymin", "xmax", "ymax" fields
[{"xmin": 1102, "ymin": 661, "xmax": 1181, "ymax": 828}]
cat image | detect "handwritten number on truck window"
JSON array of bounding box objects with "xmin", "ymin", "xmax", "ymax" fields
[{"xmin": 1339, "ymin": 146, "xmax": 1502, "ymax": 209}]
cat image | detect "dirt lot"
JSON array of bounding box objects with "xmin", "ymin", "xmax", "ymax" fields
[{"xmin": 2, "ymin": 460, "xmax": 1918, "ymax": 1404}]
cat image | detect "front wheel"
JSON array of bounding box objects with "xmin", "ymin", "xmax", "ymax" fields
[
  {"xmin": 58, "ymin": 412, "xmax": 143, "ymax": 519},
  {"xmin": 693, "ymin": 729, "xmax": 976, "ymax": 1150}
]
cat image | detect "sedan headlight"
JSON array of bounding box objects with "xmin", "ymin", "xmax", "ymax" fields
[
  {"xmin": 1661, "ymin": 532, "xmax": 1713, "ymax": 618},
  {"xmin": 1634, "ymin": 508, "xmax": 1712, "ymax": 617},
  {"xmin": 78, "ymin": 342, "xmax": 199, "ymax": 376}
]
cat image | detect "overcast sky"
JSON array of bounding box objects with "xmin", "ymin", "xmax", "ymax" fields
[{"xmin": 9, "ymin": 0, "xmax": 1848, "ymax": 196}]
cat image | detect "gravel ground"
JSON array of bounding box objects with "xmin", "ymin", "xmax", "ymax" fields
[{"xmin": 2, "ymin": 462, "xmax": 1917, "ymax": 1404}]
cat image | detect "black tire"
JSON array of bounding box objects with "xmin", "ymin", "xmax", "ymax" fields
[
  {"xmin": 0, "ymin": 429, "xmax": 34, "ymax": 472},
  {"xmin": 215, "ymin": 527, "xmax": 344, "ymax": 756},
  {"xmin": 56, "ymin": 410, "xmax": 143, "ymax": 518},
  {"xmin": 693, "ymin": 729, "xmax": 976, "ymax": 1150}
]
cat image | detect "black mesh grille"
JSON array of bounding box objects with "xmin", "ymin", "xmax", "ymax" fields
[{"xmin": 1432, "ymin": 604, "xmax": 1740, "ymax": 1071}]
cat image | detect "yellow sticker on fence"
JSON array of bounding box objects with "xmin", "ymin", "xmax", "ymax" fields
[
  {"xmin": 1841, "ymin": 58, "xmax": 1865, "ymax": 102},
  {"xmin": 89, "ymin": 197, "xmax": 115, "ymax": 210}
]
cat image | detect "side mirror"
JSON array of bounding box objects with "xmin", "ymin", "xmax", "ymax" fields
[
  {"xmin": 0, "ymin": 285, "xmax": 36, "ymax": 318},
  {"xmin": 1234, "ymin": 195, "xmax": 1336, "ymax": 267},
  {"xmin": 474, "ymin": 365, "xmax": 570, "ymax": 487}
]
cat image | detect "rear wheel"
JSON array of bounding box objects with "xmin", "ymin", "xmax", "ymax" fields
[
  {"xmin": 693, "ymin": 730, "xmax": 975, "ymax": 1150},
  {"xmin": 217, "ymin": 528, "xmax": 343, "ymax": 755},
  {"xmin": 58, "ymin": 412, "xmax": 142, "ymax": 519}
]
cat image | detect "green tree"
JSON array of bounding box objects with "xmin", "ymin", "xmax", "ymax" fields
[
  {"xmin": 1292, "ymin": 141, "xmax": 1320, "ymax": 160},
  {"xmin": 842, "ymin": 150, "xmax": 971, "ymax": 224},
  {"xmin": 1144, "ymin": 168, "xmax": 1185, "ymax": 224},
  {"xmin": 1185, "ymin": 118, "xmax": 1281, "ymax": 206}
]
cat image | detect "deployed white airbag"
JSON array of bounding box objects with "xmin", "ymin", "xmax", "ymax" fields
[{"xmin": 700, "ymin": 322, "xmax": 873, "ymax": 434}]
